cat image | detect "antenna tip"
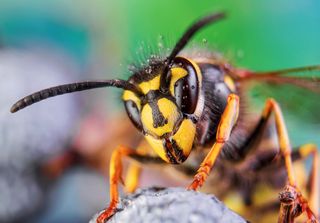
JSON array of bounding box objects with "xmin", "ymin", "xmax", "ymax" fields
[
  {"xmin": 10, "ymin": 105, "xmax": 18, "ymax": 113},
  {"xmin": 10, "ymin": 101, "xmax": 23, "ymax": 113},
  {"xmin": 210, "ymin": 11, "xmax": 227, "ymax": 20}
]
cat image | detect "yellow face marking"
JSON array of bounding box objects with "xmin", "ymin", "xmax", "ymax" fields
[
  {"xmin": 122, "ymin": 90, "xmax": 141, "ymax": 110},
  {"xmin": 224, "ymin": 75, "xmax": 236, "ymax": 92},
  {"xmin": 169, "ymin": 67, "xmax": 188, "ymax": 96},
  {"xmin": 144, "ymin": 118, "xmax": 196, "ymax": 163},
  {"xmin": 172, "ymin": 119, "xmax": 196, "ymax": 157},
  {"xmin": 145, "ymin": 135, "xmax": 169, "ymax": 162},
  {"xmin": 140, "ymin": 98, "xmax": 180, "ymax": 136},
  {"xmin": 138, "ymin": 75, "xmax": 161, "ymax": 95}
]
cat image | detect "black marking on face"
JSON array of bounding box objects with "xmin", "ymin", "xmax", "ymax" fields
[
  {"xmin": 171, "ymin": 139, "xmax": 188, "ymax": 163},
  {"xmin": 163, "ymin": 138, "xmax": 188, "ymax": 164},
  {"xmin": 143, "ymin": 90, "xmax": 168, "ymax": 128},
  {"xmin": 163, "ymin": 139, "xmax": 179, "ymax": 164},
  {"xmin": 149, "ymin": 100, "xmax": 168, "ymax": 128},
  {"xmin": 142, "ymin": 90, "xmax": 178, "ymax": 129}
]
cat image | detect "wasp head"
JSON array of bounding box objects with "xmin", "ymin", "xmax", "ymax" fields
[
  {"xmin": 122, "ymin": 12, "xmax": 225, "ymax": 164},
  {"xmin": 123, "ymin": 57, "xmax": 204, "ymax": 164}
]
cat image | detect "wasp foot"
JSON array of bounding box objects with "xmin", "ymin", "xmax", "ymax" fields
[
  {"xmin": 278, "ymin": 185, "xmax": 318, "ymax": 223},
  {"xmin": 187, "ymin": 164, "xmax": 210, "ymax": 190},
  {"xmin": 96, "ymin": 201, "xmax": 118, "ymax": 223}
]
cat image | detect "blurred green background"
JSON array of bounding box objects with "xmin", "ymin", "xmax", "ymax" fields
[
  {"xmin": 1, "ymin": 0, "xmax": 320, "ymax": 69},
  {"xmin": 0, "ymin": 0, "xmax": 319, "ymax": 222}
]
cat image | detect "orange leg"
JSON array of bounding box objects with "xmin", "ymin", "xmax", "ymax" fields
[
  {"xmin": 125, "ymin": 162, "xmax": 142, "ymax": 193},
  {"xmin": 236, "ymin": 145, "xmax": 318, "ymax": 221},
  {"xmin": 96, "ymin": 146, "xmax": 160, "ymax": 223},
  {"xmin": 262, "ymin": 99, "xmax": 296, "ymax": 187},
  {"xmin": 298, "ymin": 144, "xmax": 319, "ymax": 220},
  {"xmin": 124, "ymin": 143, "xmax": 152, "ymax": 193},
  {"xmin": 125, "ymin": 141, "xmax": 165, "ymax": 193},
  {"xmin": 188, "ymin": 93, "xmax": 239, "ymax": 190},
  {"xmin": 259, "ymin": 99, "xmax": 318, "ymax": 223}
]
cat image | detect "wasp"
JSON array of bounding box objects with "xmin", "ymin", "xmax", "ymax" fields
[{"xmin": 11, "ymin": 12, "xmax": 319, "ymax": 223}]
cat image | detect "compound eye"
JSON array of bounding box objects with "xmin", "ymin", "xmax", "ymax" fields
[
  {"xmin": 173, "ymin": 58, "xmax": 199, "ymax": 114},
  {"xmin": 124, "ymin": 100, "xmax": 143, "ymax": 130}
]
